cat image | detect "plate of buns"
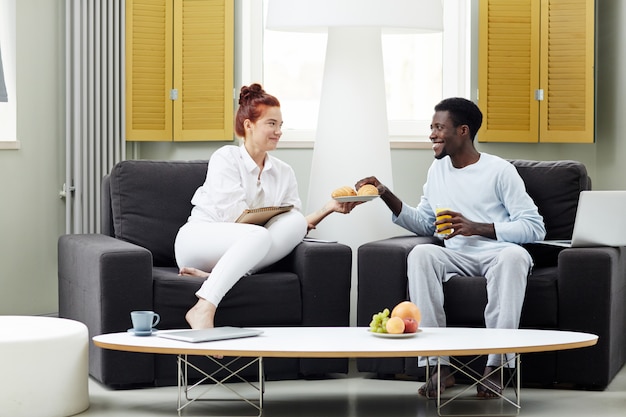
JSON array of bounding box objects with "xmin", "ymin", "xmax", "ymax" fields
[{"xmin": 331, "ymin": 185, "xmax": 379, "ymax": 202}]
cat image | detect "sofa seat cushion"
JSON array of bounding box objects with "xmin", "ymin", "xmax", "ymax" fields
[
  {"xmin": 443, "ymin": 276, "xmax": 487, "ymax": 326},
  {"xmin": 152, "ymin": 268, "xmax": 302, "ymax": 329},
  {"xmin": 520, "ymin": 266, "xmax": 559, "ymax": 328},
  {"xmin": 443, "ymin": 267, "xmax": 559, "ymax": 328}
]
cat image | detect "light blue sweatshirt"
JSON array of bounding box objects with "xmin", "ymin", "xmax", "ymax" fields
[{"xmin": 394, "ymin": 153, "xmax": 546, "ymax": 254}]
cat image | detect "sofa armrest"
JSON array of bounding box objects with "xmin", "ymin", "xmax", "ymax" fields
[
  {"xmin": 281, "ymin": 241, "xmax": 352, "ymax": 326},
  {"xmin": 58, "ymin": 234, "xmax": 153, "ymax": 386},
  {"xmin": 556, "ymin": 246, "xmax": 626, "ymax": 387},
  {"xmin": 58, "ymin": 234, "xmax": 154, "ymax": 331},
  {"xmin": 357, "ymin": 236, "xmax": 440, "ymax": 326}
]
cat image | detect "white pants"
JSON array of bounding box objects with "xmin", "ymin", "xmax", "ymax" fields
[
  {"xmin": 174, "ymin": 210, "xmax": 307, "ymax": 306},
  {"xmin": 407, "ymin": 244, "xmax": 532, "ymax": 368}
]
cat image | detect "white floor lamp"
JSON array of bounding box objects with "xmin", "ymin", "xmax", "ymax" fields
[{"xmin": 267, "ymin": 0, "xmax": 443, "ymax": 248}]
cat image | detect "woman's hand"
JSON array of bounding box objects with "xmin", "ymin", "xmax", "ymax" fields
[
  {"xmin": 306, "ymin": 199, "xmax": 360, "ymax": 231},
  {"xmin": 327, "ymin": 199, "xmax": 360, "ymax": 214}
]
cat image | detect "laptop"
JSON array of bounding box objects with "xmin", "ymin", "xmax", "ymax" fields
[
  {"xmin": 537, "ymin": 190, "xmax": 626, "ymax": 248},
  {"xmin": 157, "ymin": 326, "xmax": 263, "ymax": 343}
]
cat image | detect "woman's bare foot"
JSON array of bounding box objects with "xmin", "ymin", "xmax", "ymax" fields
[
  {"xmin": 418, "ymin": 365, "xmax": 455, "ymax": 398},
  {"xmin": 185, "ymin": 299, "xmax": 223, "ymax": 359},
  {"xmin": 185, "ymin": 298, "xmax": 216, "ymax": 329},
  {"xmin": 178, "ymin": 267, "xmax": 210, "ymax": 278},
  {"xmin": 477, "ymin": 366, "xmax": 503, "ymax": 398}
]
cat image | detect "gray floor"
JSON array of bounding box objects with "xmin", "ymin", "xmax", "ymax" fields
[{"xmin": 78, "ymin": 360, "xmax": 626, "ymax": 417}]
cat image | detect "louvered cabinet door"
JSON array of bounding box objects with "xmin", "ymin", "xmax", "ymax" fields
[
  {"xmin": 126, "ymin": 0, "xmax": 234, "ymax": 142},
  {"xmin": 126, "ymin": 0, "xmax": 173, "ymax": 141},
  {"xmin": 174, "ymin": 0, "xmax": 234, "ymax": 141},
  {"xmin": 478, "ymin": 0, "xmax": 595, "ymax": 143},
  {"xmin": 478, "ymin": 0, "xmax": 540, "ymax": 143},
  {"xmin": 539, "ymin": 0, "xmax": 595, "ymax": 143}
]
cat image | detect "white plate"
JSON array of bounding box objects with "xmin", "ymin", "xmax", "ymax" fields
[
  {"xmin": 333, "ymin": 195, "xmax": 379, "ymax": 203},
  {"xmin": 369, "ymin": 329, "xmax": 422, "ymax": 338}
]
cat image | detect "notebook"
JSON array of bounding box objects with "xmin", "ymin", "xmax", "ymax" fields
[
  {"xmin": 235, "ymin": 205, "xmax": 294, "ymax": 226},
  {"xmin": 537, "ymin": 190, "xmax": 626, "ymax": 248},
  {"xmin": 157, "ymin": 326, "xmax": 263, "ymax": 343}
]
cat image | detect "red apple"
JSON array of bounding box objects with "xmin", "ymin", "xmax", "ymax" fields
[{"xmin": 402, "ymin": 318, "xmax": 418, "ymax": 333}]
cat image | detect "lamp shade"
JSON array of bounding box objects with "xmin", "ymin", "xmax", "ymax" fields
[{"xmin": 266, "ymin": 0, "xmax": 443, "ymax": 33}]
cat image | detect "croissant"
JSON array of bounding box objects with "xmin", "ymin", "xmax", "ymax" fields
[
  {"xmin": 331, "ymin": 186, "xmax": 357, "ymax": 198},
  {"xmin": 357, "ymin": 184, "xmax": 379, "ymax": 196}
]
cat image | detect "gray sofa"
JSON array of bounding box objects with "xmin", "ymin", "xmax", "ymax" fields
[
  {"xmin": 356, "ymin": 159, "xmax": 626, "ymax": 390},
  {"xmin": 58, "ymin": 159, "xmax": 352, "ymax": 388}
]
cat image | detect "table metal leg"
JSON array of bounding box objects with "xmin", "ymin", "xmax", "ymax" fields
[
  {"xmin": 177, "ymin": 354, "xmax": 265, "ymax": 416},
  {"xmin": 425, "ymin": 354, "xmax": 521, "ymax": 417}
]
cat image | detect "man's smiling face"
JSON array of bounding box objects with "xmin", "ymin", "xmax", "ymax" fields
[{"xmin": 429, "ymin": 110, "xmax": 463, "ymax": 160}]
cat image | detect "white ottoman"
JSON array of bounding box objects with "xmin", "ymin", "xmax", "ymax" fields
[{"xmin": 0, "ymin": 316, "xmax": 89, "ymax": 417}]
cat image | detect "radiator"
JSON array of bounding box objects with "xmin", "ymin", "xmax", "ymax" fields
[{"xmin": 64, "ymin": 0, "xmax": 125, "ymax": 234}]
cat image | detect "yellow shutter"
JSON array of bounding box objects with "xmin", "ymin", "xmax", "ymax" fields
[
  {"xmin": 126, "ymin": 0, "xmax": 173, "ymax": 141},
  {"xmin": 539, "ymin": 0, "xmax": 595, "ymax": 143},
  {"xmin": 126, "ymin": 0, "xmax": 233, "ymax": 142},
  {"xmin": 174, "ymin": 0, "xmax": 234, "ymax": 141},
  {"xmin": 478, "ymin": 0, "xmax": 540, "ymax": 143},
  {"xmin": 478, "ymin": 0, "xmax": 594, "ymax": 143}
]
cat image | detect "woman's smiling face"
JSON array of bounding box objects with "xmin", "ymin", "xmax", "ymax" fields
[{"xmin": 247, "ymin": 106, "xmax": 283, "ymax": 152}]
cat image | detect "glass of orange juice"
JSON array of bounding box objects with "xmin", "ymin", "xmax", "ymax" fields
[{"xmin": 435, "ymin": 205, "xmax": 453, "ymax": 237}]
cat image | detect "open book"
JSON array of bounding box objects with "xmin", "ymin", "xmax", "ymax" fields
[{"xmin": 235, "ymin": 204, "xmax": 294, "ymax": 226}]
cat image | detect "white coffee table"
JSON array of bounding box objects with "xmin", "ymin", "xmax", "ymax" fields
[{"xmin": 93, "ymin": 327, "xmax": 597, "ymax": 416}]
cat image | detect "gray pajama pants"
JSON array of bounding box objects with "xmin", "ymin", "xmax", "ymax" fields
[{"xmin": 407, "ymin": 243, "xmax": 533, "ymax": 368}]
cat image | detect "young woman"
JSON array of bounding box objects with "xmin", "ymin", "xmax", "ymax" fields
[{"xmin": 175, "ymin": 83, "xmax": 355, "ymax": 329}]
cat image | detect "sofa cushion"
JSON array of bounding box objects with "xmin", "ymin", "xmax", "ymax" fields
[
  {"xmin": 109, "ymin": 160, "xmax": 208, "ymax": 267},
  {"xmin": 152, "ymin": 267, "xmax": 302, "ymax": 328},
  {"xmin": 508, "ymin": 159, "xmax": 590, "ymax": 240},
  {"xmin": 443, "ymin": 266, "xmax": 559, "ymax": 329}
]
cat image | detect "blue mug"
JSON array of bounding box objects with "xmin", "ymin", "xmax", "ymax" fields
[{"xmin": 130, "ymin": 311, "xmax": 160, "ymax": 332}]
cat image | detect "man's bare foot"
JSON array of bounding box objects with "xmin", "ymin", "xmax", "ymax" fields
[
  {"xmin": 477, "ymin": 366, "xmax": 503, "ymax": 398},
  {"xmin": 418, "ymin": 365, "xmax": 455, "ymax": 398},
  {"xmin": 179, "ymin": 267, "xmax": 210, "ymax": 278},
  {"xmin": 185, "ymin": 298, "xmax": 216, "ymax": 329}
]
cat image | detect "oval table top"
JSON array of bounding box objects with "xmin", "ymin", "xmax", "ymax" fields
[{"xmin": 93, "ymin": 326, "xmax": 598, "ymax": 358}]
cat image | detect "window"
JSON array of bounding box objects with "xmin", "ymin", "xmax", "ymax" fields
[{"xmin": 240, "ymin": 0, "xmax": 470, "ymax": 145}]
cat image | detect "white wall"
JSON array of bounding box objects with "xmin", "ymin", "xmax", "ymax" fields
[
  {"xmin": 1, "ymin": 0, "xmax": 625, "ymax": 316},
  {"xmin": 0, "ymin": 0, "xmax": 64, "ymax": 315}
]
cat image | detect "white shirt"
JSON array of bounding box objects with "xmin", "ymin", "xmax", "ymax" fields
[
  {"xmin": 394, "ymin": 153, "xmax": 546, "ymax": 254},
  {"xmin": 188, "ymin": 145, "xmax": 302, "ymax": 223}
]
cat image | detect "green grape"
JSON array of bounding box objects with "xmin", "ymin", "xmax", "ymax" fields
[{"xmin": 369, "ymin": 307, "xmax": 391, "ymax": 333}]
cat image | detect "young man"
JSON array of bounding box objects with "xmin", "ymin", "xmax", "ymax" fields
[{"xmin": 356, "ymin": 97, "xmax": 546, "ymax": 398}]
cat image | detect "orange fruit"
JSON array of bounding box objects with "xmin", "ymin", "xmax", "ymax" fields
[
  {"xmin": 391, "ymin": 301, "xmax": 421, "ymax": 325},
  {"xmin": 385, "ymin": 317, "xmax": 405, "ymax": 334}
]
